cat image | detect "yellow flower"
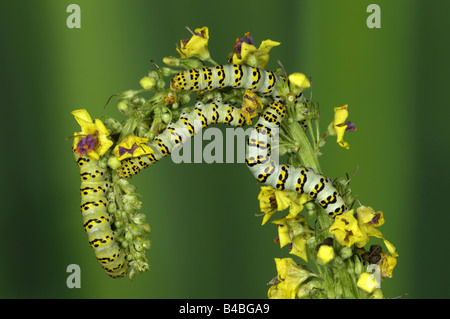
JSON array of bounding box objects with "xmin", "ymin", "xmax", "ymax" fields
[
  {"xmin": 356, "ymin": 206, "xmax": 398, "ymax": 257},
  {"xmin": 71, "ymin": 109, "xmax": 113, "ymax": 159},
  {"xmin": 258, "ymin": 186, "xmax": 310, "ymax": 225},
  {"xmin": 288, "ymin": 73, "xmax": 311, "ymax": 95},
  {"xmin": 329, "ymin": 209, "xmax": 365, "ymax": 247},
  {"xmin": 317, "ymin": 245, "xmax": 335, "ymax": 265},
  {"xmin": 113, "ymin": 135, "xmax": 153, "ymax": 161},
  {"xmin": 379, "ymin": 253, "xmax": 397, "ymax": 279},
  {"xmin": 241, "ymin": 90, "xmax": 263, "ymax": 125},
  {"xmin": 328, "ymin": 105, "xmax": 356, "ymax": 149},
  {"xmin": 268, "ymin": 258, "xmax": 317, "ymax": 299},
  {"xmin": 231, "ymin": 32, "xmax": 280, "ymax": 69},
  {"xmin": 272, "ymin": 215, "xmax": 312, "ymax": 262},
  {"xmin": 176, "ymin": 26, "xmax": 211, "ymax": 60},
  {"xmin": 357, "ymin": 272, "xmax": 379, "ymax": 293}
]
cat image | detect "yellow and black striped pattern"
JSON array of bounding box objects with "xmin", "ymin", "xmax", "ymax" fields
[
  {"xmin": 171, "ymin": 64, "xmax": 283, "ymax": 101},
  {"xmin": 75, "ymin": 151, "xmax": 127, "ymax": 278}
]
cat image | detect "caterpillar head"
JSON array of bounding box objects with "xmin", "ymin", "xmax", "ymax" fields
[{"xmin": 171, "ymin": 72, "xmax": 187, "ymax": 90}]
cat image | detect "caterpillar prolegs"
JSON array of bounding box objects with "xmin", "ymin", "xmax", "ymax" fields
[
  {"xmin": 74, "ymin": 151, "xmax": 127, "ymax": 278},
  {"xmin": 117, "ymin": 99, "xmax": 347, "ymax": 218}
]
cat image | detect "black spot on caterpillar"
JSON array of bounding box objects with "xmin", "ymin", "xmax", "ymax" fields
[{"xmin": 74, "ymin": 150, "xmax": 127, "ymax": 278}]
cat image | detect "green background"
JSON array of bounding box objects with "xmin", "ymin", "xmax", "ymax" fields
[{"xmin": 0, "ymin": 0, "xmax": 448, "ymax": 298}]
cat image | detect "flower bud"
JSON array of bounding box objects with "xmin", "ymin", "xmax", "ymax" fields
[
  {"xmin": 163, "ymin": 56, "xmax": 181, "ymax": 66},
  {"xmin": 317, "ymin": 245, "xmax": 335, "ymax": 265},
  {"xmin": 357, "ymin": 273, "xmax": 378, "ymax": 293},
  {"xmin": 139, "ymin": 76, "xmax": 156, "ymax": 90},
  {"xmin": 108, "ymin": 156, "xmax": 122, "ymax": 170},
  {"xmin": 161, "ymin": 112, "xmax": 172, "ymax": 124},
  {"xmin": 117, "ymin": 101, "xmax": 130, "ymax": 114},
  {"xmin": 340, "ymin": 246, "xmax": 353, "ymax": 260},
  {"xmin": 143, "ymin": 239, "xmax": 152, "ymax": 249},
  {"xmin": 117, "ymin": 90, "xmax": 137, "ymax": 100},
  {"xmin": 131, "ymin": 213, "xmax": 147, "ymax": 225},
  {"xmin": 108, "ymin": 202, "xmax": 117, "ymax": 213},
  {"xmin": 125, "ymin": 231, "xmax": 133, "ymax": 241}
]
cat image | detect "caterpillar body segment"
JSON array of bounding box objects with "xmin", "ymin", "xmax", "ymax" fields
[
  {"xmin": 75, "ymin": 151, "xmax": 128, "ymax": 278},
  {"xmin": 117, "ymin": 99, "xmax": 246, "ymax": 179},
  {"xmin": 171, "ymin": 64, "xmax": 284, "ymax": 101}
]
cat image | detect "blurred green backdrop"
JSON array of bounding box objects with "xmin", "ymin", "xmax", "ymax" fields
[{"xmin": 0, "ymin": 0, "xmax": 448, "ymax": 298}]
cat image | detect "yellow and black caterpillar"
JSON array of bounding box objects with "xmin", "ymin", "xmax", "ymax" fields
[
  {"xmin": 171, "ymin": 64, "xmax": 284, "ymax": 101},
  {"xmin": 117, "ymin": 98, "xmax": 347, "ymax": 218},
  {"xmin": 246, "ymin": 102, "xmax": 347, "ymax": 218},
  {"xmin": 75, "ymin": 151, "xmax": 127, "ymax": 278}
]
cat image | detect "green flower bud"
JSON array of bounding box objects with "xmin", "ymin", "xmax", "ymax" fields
[
  {"xmin": 125, "ymin": 231, "xmax": 133, "ymax": 241},
  {"xmin": 98, "ymin": 156, "xmax": 108, "ymax": 168},
  {"xmin": 161, "ymin": 113, "xmax": 172, "ymax": 124},
  {"xmin": 117, "ymin": 101, "xmax": 130, "ymax": 114},
  {"xmin": 180, "ymin": 93, "xmax": 191, "ymax": 105},
  {"xmin": 141, "ymin": 224, "xmax": 151, "ymax": 233},
  {"xmin": 354, "ymin": 255, "xmax": 364, "ymax": 275},
  {"xmin": 108, "ymin": 202, "xmax": 117, "ymax": 213},
  {"xmin": 139, "ymin": 76, "xmax": 156, "ymax": 90},
  {"xmin": 160, "ymin": 67, "xmax": 179, "ymax": 77},
  {"xmin": 143, "ymin": 239, "xmax": 152, "ymax": 249},
  {"xmin": 340, "ymin": 246, "xmax": 353, "ymax": 260},
  {"xmin": 163, "ymin": 56, "xmax": 181, "ymax": 66},
  {"xmin": 117, "ymin": 90, "xmax": 137, "ymax": 100},
  {"xmin": 108, "ymin": 156, "xmax": 122, "ymax": 170},
  {"xmin": 131, "ymin": 213, "xmax": 147, "ymax": 225}
]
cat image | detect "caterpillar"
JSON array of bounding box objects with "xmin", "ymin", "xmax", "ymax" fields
[
  {"xmin": 246, "ymin": 102, "xmax": 347, "ymax": 218},
  {"xmin": 171, "ymin": 64, "xmax": 284, "ymax": 101},
  {"xmin": 74, "ymin": 150, "xmax": 128, "ymax": 278},
  {"xmin": 116, "ymin": 98, "xmax": 347, "ymax": 218}
]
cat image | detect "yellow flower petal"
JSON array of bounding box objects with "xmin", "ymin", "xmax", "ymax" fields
[
  {"xmin": 113, "ymin": 135, "xmax": 152, "ymax": 161},
  {"xmin": 379, "ymin": 253, "xmax": 397, "ymax": 279},
  {"xmin": 383, "ymin": 239, "xmax": 398, "ymax": 257},
  {"xmin": 269, "ymin": 258, "xmax": 317, "ymax": 299},
  {"xmin": 357, "ymin": 272, "xmax": 379, "ymax": 293},
  {"xmin": 176, "ymin": 26, "xmax": 210, "ymax": 60},
  {"xmin": 290, "ymin": 236, "xmax": 308, "ymax": 262},
  {"xmin": 329, "ymin": 209, "xmax": 365, "ymax": 247},
  {"xmin": 332, "ymin": 105, "xmax": 350, "ymax": 149},
  {"xmin": 241, "ymin": 90, "xmax": 263, "ymax": 125},
  {"xmin": 71, "ymin": 109, "xmax": 96, "ymax": 134},
  {"xmin": 232, "ymin": 38, "xmax": 280, "ymax": 69},
  {"xmin": 288, "ymin": 73, "xmax": 311, "ymax": 91},
  {"xmin": 277, "ymin": 224, "xmax": 291, "ymax": 248},
  {"xmin": 71, "ymin": 109, "xmax": 112, "ymax": 159},
  {"xmin": 258, "ymin": 39, "xmax": 281, "ymax": 54}
]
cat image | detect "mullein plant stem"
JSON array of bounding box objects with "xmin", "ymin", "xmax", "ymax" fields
[{"xmin": 69, "ymin": 26, "xmax": 398, "ymax": 296}]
